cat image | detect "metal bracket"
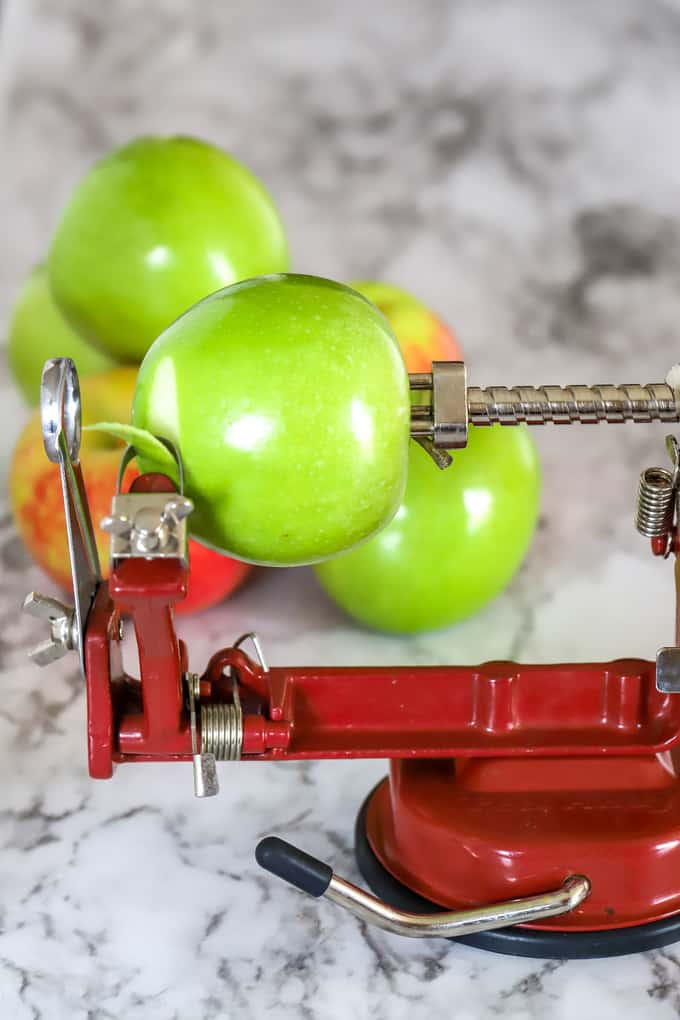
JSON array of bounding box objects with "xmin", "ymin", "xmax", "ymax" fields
[
  {"xmin": 187, "ymin": 672, "xmax": 219, "ymax": 798},
  {"xmin": 101, "ymin": 493, "xmax": 193, "ymax": 561},
  {"xmin": 101, "ymin": 440, "xmax": 192, "ymax": 562},
  {"xmin": 656, "ymin": 648, "xmax": 680, "ymax": 693}
]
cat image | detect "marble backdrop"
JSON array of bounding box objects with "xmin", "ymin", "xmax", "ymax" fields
[{"xmin": 2, "ymin": 0, "xmax": 680, "ymax": 1017}]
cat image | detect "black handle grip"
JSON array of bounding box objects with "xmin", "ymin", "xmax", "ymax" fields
[{"xmin": 255, "ymin": 837, "xmax": 333, "ymax": 898}]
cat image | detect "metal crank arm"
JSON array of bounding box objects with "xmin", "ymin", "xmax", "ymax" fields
[
  {"xmin": 23, "ymin": 359, "xmax": 101, "ymax": 675},
  {"xmin": 255, "ymin": 838, "xmax": 591, "ymax": 939}
]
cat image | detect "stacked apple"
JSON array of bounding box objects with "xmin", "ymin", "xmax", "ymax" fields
[
  {"xmin": 125, "ymin": 271, "xmax": 540, "ymax": 630},
  {"xmin": 7, "ymin": 135, "xmax": 289, "ymax": 613},
  {"xmin": 312, "ymin": 282, "xmax": 541, "ymax": 632},
  {"xmin": 6, "ymin": 133, "xmax": 541, "ymax": 630}
]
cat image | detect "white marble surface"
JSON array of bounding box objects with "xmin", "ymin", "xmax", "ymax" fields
[{"xmin": 3, "ymin": 0, "xmax": 680, "ymax": 1016}]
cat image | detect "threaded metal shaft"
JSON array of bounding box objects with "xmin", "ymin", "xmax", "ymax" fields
[
  {"xmin": 410, "ymin": 376, "xmax": 680, "ymax": 441},
  {"xmin": 468, "ymin": 383, "xmax": 679, "ymax": 425}
]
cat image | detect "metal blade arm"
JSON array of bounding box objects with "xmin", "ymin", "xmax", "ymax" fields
[{"xmin": 25, "ymin": 358, "xmax": 101, "ymax": 673}]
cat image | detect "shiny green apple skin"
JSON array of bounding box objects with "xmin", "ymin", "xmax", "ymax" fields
[
  {"xmin": 314, "ymin": 425, "xmax": 541, "ymax": 633},
  {"xmin": 48, "ymin": 136, "xmax": 289, "ymax": 362},
  {"xmin": 132, "ymin": 275, "xmax": 411, "ymax": 566},
  {"xmin": 7, "ymin": 264, "xmax": 116, "ymax": 405}
]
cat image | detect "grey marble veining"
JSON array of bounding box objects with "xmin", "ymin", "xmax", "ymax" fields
[{"xmin": 2, "ymin": 1, "xmax": 680, "ymax": 1017}]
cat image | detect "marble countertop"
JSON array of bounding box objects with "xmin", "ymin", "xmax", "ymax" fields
[{"xmin": 3, "ymin": 0, "xmax": 680, "ymax": 1016}]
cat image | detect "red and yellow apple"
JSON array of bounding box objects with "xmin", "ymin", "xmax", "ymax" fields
[
  {"xmin": 349, "ymin": 280, "xmax": 462, "ymax": 372},
  {"xmin": 314, "ymin": 281, "xmax": 541, "ymax": 633},
  {"xmin": 48, "ymin": 136, "xmax": 289, "ymax": 361},
  {"xmin": 10, "ymin": 366, "xmax": 252, "ymax": 615},
  {"xmin": 7, "ymin": 264, "xmax": 117, "ymax": 405}
]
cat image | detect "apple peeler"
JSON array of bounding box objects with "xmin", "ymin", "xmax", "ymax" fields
[{"xmin": 23, "ymin": 355, "xmax": 680, "ymax": 958}]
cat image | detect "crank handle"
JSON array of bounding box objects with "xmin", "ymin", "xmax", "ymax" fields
[{"xmin": 255, "ymin": 837, "xmax": 590, "ymax": 939}]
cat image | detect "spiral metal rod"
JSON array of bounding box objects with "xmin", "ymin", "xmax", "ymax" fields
[
  {"xmin": 410, "ymin": 364, "xmax": 680, "ymax": 449},
  {"xmin": 467, "ymin": 383, "xmax": 680, "ymax": 426},
  {"xmin": 410, "ymin": 379, "xmax": 680, "ymax": 438}
]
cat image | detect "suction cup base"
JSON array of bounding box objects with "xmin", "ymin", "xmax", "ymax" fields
[{"xmin": 354, "ymin": 787, "xmax": 680, "ymax": 959}]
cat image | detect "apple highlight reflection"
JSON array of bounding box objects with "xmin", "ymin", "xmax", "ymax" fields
[
  {"xmin": 349, "ymin": 398, "xmax": 375, "ymax": 451},
  {"xmin": 224, "ymin": 414, "xmax": 275, "ymax": 453}
]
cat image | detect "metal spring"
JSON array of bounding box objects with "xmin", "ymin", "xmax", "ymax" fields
[
  {"xmin": 635, "ymin": 466, "xmax": 676, "ymax": 538},
  {"xmin": 201, "ymin": 702, "xmax": 243, "ymax": 761}
]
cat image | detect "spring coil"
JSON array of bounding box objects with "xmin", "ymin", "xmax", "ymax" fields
[
  {"xmin": 635, "ymin": 466, "xmax": 677, "ymax": 538},
  {"xmin": 201, "ymin": 702, "xmax": 243, "ymax": 761}
]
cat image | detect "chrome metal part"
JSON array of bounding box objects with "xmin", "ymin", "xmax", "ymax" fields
[
  {"xmin": 233, "ymin": 632, "xmax": 270, "ymax": 673},
  {"xmin": 634, "ymin": 433, "xmax": 680, "ymax": 555},
  {"xmin": 323, "ymin": 873, "xmax": 591, "ymax": 939},
  {"xmin": 40, "ymin": 356, "xmax": 82, "ymax": 464},
  {"xmin": 467, "ymin": 383, "xmax": 679, "ymax": 426},
  {"xmin": 414, "ymin": 438, "xmax": 453, "ymax": 470},
  {"xmin": 432, "ymin": 361, "xmax": 468, "ymax": 448},
  {"xmin": 104, "ymin": 439, "xmax": 192, "ymax": 561},
  {"xmin": 22, "ymin": 592, "xmax": 79, "ymax": 666},
  {"xmin": 667, "ymin": 435, "xmax": 680, "ymax": 486},
  {"xmin": 101, "ymin": 493, "xmax": 193, "ymax": 561},
  {"xmin": 635, "ymin": 467, "xmax": 676, "ymax": 539},
  {"xmin": 257, "ymin": 836, "xmax": 592, "ymax": 939},
  {"xmin": 656, "ymin": 648, "xmax": 680, "ymax": 694},
  {"xmin": 30, "ymin": 359, "xmax": 101, "ymax": 674},
  {"xmin": 187, "ymin": 672, "xmax": 219, "ymax": 798},
  {"xmin": 201, "ymin": 657, "xmax": 244, "ymax": 762},
  {"xmin": 192, "ymin": 636, "xmax": 254, "ymax": 766},
  {"xmin": 409, "ymin": 367, "xmax": 680, "ymax": 448},
  {"xmin": 201, "ymin": 699, "xmax": 243, "ymax": 762}
]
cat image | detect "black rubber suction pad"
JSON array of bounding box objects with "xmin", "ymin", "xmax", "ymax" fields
[
  {"xmin": 256, "ymin": 836, "xmax": 333, "ymax": 898},
  {"xmin": 354, "ymin": 785, "xmax": 680, "ymax": 959}
]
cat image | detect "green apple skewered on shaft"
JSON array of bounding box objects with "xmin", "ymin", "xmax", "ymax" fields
[
  {"xmin": 127, "ymin": 274, "xmax": 411, "ymax": 566},
  {"xmin": 48, "ymin": 136, "xmax": 289, "ymax": 361}
]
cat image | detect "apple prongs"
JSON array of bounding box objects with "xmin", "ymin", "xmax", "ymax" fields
[{"xmin": 413, "ymin": 437, "xmax": 453, "ymax": 471}]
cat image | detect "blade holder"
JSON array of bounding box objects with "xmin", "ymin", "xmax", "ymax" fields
[{"xmin": 101, "ymin": 493, "xmax": 193, "ymax": 561}]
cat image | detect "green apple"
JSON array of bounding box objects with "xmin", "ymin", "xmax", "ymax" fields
[
  {"xmin": 131, "ymin": 274, "xmax": 411, "ymax": 566},
  {"xmin": 314, "ymin": 425, "xmax": 541, "ymax": 632},
  {"xmin": 48, "ymin": 135, "xmax": 289, "ymax": 362},
  {"xmin": 7, "ymin": 264, "xmax": 116, "ymax": 405}
]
